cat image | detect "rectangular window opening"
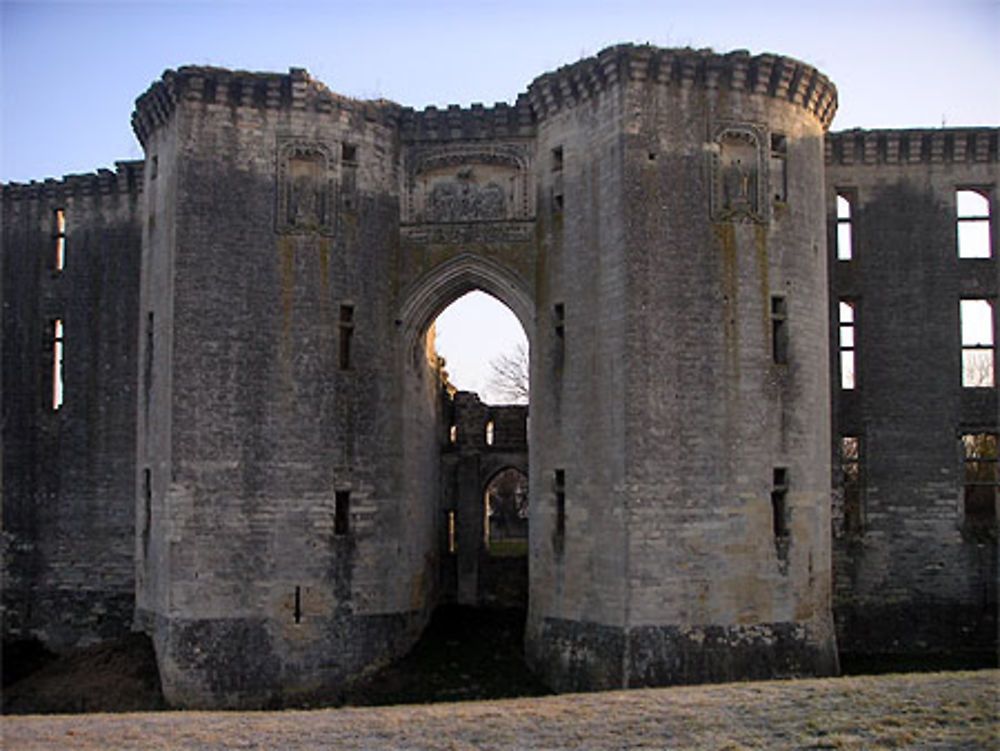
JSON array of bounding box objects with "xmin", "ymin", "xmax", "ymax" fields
[
  {"xmin": 485, "ymin": 419, "xmax": 495, "ymax": 446},
  {"xmin": 957, "ymin": 189, "xmax": 992, "ymax": 259},
  {"xmin": 51, "ymin": 319, "xmax": 64, "ymax": 410},
  {"xmin": 551, "ymin": 146, "xmax": 563, "ymax": 172},
  {"xmin": 554, "ymin": 469, "xmax": 566, "ymax": 543},
  {"xmin": 342, "ymin": 143, "xmax": 358, "ymax": 164},
  {"xmin": 770, "ymin": 134, "xmax": 787, "ymax": 202},
  {"xmin": 339, "ymin": 304, "xmax": 354, "ymax": 370},
  {"xmin": 334, "ymin": 490, "xmax": 350, "ymax": 536},
  {"xmin": 144, "ymin": 311, "xmax": 154, "ymax": 402},
  {"xmin": 839, "ymin": 301, "xmax": 856, "ymax": 390},
  {"xmin": 771, "ymin": 468, "xmax": 789, "ymax": 539},
  {"xmin": 840, "ymin": 436, "xmax": 862, "ymax": 534},
  {"xmin": 771, "ymin": 296, "xmax": 788, "ymax": 364},
  {"xmin": 54, "ymin": 208, "xmax": 66, "ymax": 271},
  {"xmin": 961, "ymin": 299, "xmax": 995, "ymax": 388},
  {"xmin": 554, "ymin": 303, "xmax": 565, "ymax": 338},
  {"xmin": 836, "ymin": 192, "xmax": 854, "ymax": 261},
  {"xmin": 294, "ymin": 586, "xmax": 302, "ymax": 624},
  {"xmin": 961, "ymin": 433, "xmax": 997, "ymax": 530},
  {"xmin": 447, "ymin": 510, "xmax": 457, "ymax": 554}
]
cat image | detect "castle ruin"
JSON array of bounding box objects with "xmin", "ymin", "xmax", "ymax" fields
[{"xmin": 2, "ymin": 44, "xmax": 996, "ymax": 709}]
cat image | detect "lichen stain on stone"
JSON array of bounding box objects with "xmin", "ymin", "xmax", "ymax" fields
[
  {"xmin": 755, "ymin": 223, "xmax": 770, "ymax": 340},
  {"xmin": 713, "ymin": 222, "xmax": 740, "ymax": 378},
  {"xmin": 319, "ymin": 237, "xmax": 331, "ymax": 289},
  {"xmin": 278, "ymin": 236, "xmax": 296, "ymax": 381}
]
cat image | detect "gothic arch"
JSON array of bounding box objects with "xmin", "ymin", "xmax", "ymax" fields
[{"xmin": 397, "ymin": 253, "xmax": 535, "ymax": 355}]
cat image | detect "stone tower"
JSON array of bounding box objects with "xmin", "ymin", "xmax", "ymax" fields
[{"xmin": 129, "ymin": 44, "xmax": 838, "ymax": 708}]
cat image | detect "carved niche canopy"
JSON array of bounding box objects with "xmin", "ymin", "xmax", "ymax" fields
[
  {"xmin": 401, "ymin": 144, "xmax": 534, "ymax": 243},
  {"xmin": 710, "ymin": 123, "xmax": 768, "ymax": 223},
  {"xmin": 276, "ymin": 138, "xmax": 335, "ymax": 235}
]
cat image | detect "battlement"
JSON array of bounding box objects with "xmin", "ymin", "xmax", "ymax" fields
[
  {"xmin": 2, "ymin": 160, "xmax": 144, "ymax": 201},
  {"xmin": 826, "ymin": 127, "xmax": 1000, "ymax": 165},
  {"xmin": 526, "ymin": 44, "xmax": 837, "ymax": 128},
  {"xmin": 398, "ymin": 95, "xmax": 536, "ymax": 142},
  {"xmin": 131, "ymin": 66, "xmax": 402, "ymax": 146}
]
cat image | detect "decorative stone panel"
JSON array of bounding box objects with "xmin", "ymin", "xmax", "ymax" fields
[{"xmin": 275, "ymin": 138, "xmax": 335, "ymax": 235}]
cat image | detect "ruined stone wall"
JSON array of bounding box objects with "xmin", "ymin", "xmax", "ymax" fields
[
  {"xmin": 440, "ymin": 392, "xmax": 529, "ymax": 606},
  {"xmin": 8, "ymin": 45, "xmax": 994, "ymax": 710},
  {"xmin": 1, "ymin": 163, "xmax": 143, "ymax": 649},
  {"xmin": 826, "ymin": 128, "xmax": 999, "ymax": 658}
]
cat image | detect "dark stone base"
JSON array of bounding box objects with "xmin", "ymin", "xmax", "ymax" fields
[
  {"xmin": 145, "ymin": 609, "xmax": 428, "ymax": 709},
  {"xmin": 2, "ymin": 588, "xmax": 134, "ymax": 651},
  {"xmin": 528, "ymin": 616, "xmax": 839, "ymax": 693},
  {"xmin": 526, "ymin": 616, "xmax": 625, "ymax": 692},
  {"xmin": 627, "ymin": 621, "xmax": 839, "ymax": 687},
  {"xmin": 835, "ymin": 600, "xmax": 998, "ymax": 657}
]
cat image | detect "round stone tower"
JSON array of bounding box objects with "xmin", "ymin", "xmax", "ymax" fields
[{"xmin": 523, "ymin": 45, "xmax": 839, "ymax": 689}]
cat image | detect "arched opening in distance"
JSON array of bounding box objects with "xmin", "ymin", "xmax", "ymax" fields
[{"xmin": 484, "ymin": 467, "xmax": 529, "ymax": 556}]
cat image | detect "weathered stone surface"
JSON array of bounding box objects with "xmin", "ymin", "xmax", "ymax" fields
[{"xmin": 2, "ymin": 46, "xmax": 996, "ymax": 709}]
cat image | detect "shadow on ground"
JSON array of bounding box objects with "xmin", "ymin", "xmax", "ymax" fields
[{"xmin": 2, "ymin": 606, "xmax": 549, "ymax": 714}]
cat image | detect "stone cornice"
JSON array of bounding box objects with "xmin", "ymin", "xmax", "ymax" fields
[
  {"xmin": 526, "ymin": 44, "xmax": 838, "ymax": 129},
  {"xmin": 2, "ymin": 161, "xmax": 144, "ymax": 201},
  {"xmin": 131, "ymin": 66, "xmax": 402, "ymax": 146},
  {"xmin": 826, "ymin": 128, "xmax": 1000, "ymax": 165}
]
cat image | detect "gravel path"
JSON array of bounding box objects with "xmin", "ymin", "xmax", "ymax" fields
[{"xmin": 3, "ymin": 670, "xmax": 997, "ymax": 750}]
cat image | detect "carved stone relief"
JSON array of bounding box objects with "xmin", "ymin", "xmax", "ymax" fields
[
  {"xmin": 276, "ymin": 138, "xmax": 335, "ymax": 235},
  {"xmin": 401, "ymin": 144, "xmax": 534, "ymax": 241},
  {"xmin": 710, "ymin": 123, "xmax": 767, "ymax": 223}
]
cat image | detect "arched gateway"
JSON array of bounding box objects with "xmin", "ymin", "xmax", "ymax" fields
[{"xmin": 130, "ymin": 44, "xmax": 839, "ymax": 707}]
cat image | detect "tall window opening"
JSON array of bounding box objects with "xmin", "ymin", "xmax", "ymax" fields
[
  {"xmin": 334, "ymin": 490, "xmax": 350, "ymax": 536},
  {"xmin": 770, "ymin": 133, "xmax": 787, "ymax": 203},
  {"xmin": 961, "ymin": 433, "xmax": 997, "ymax": 532},
  {"xmin": 840, "ymin": 436, "xmax": 862, "ymax": 534},
  {"xmin": 771, "ymin": 468, "xmax": 789, "ymax": 540},
  {"xmin": 839, "ymin": 301, "xmax": 857, "ymax": 390},
  {"xmin": 485, "ymin": 419, "xmax": 495, "ymax": 446},
  {"xmin": 51, "ymin": 318, "xmax": 64, "ymax": 410},
  {"xmin": 957, "ymin": 189, "xmax": 991, "ymax": 258},
  {"xmin": 836, "ymin": 193, "xmax": 854, "ymax": 261},
  {"xmin": 771, "ymin": 296, "xmax": 788, "ymax": 364},
  {"xmin": 961, "ymin": 299, "xmax": 995, "ymax": 387},
  {"xmin": 53, "ymin": 208, "xmax": 66, "ymax": 271},
  {"xmin": 339, "ymin": 304, "xmax": 354, "ymax": 370},
  {"xmin": 446, "ymin": 510, "xmax": 457, "ymax": 554},
  {"xmin": 553, "ymin": 468, "xmax": 566, "ymax": 552},
  {"xmin": 484, "ymin": 468, "xmax": 528, "ymax": 556}
]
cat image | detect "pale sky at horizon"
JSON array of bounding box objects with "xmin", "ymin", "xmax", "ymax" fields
[{"xmin": 2, "ymin": 0, "xmax": 997, "ymax": 399}]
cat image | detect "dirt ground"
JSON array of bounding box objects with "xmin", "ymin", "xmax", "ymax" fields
[
  {"xmin": 3, "ymin": 669, "xmax": 997, "ymax": 750},
  {"xmin": 3, "ymin": 609, "xmax": 997, "ymax": 749}
]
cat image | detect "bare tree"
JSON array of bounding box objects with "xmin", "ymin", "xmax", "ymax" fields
[{"xmin": 486, "ymin": 342, "xmax": 529, "ymax": 404}]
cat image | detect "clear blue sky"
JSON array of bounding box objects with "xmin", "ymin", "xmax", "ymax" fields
[{"xmin": 2, "ymin": 0, "xmax": 997, "ymax": 399}]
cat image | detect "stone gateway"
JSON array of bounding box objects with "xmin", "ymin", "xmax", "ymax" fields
[{"xmin": 2, "ymin": 44, "xmax": 996, "ymax": 709}]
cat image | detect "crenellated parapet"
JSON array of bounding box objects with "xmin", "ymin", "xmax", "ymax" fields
[
  {"xmin": 131, "ymin": 66, "xmax": 402, "ymax": 146},
  {"xmin": 397, "ymin": 95, "xmax": 536, "ymax": 143},
  {"xmin": 826, "ymin": 127, "xmax": 999, "ymax": 165},
  {"xmin": 2, "ymin": 160, "xmax": 144, "ymax": 201},
  {"xmin": 526, "ymin": 44, "xmax": 837, "ymax": 128}
]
